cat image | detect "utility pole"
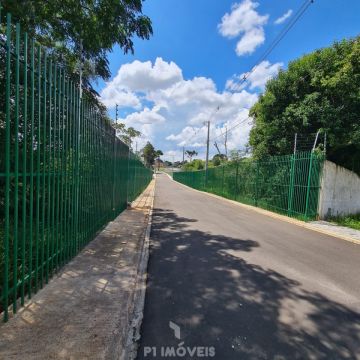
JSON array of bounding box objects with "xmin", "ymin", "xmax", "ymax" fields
[
  {"xmin": 115, "ymin": 104, "xmax": 118, "ymax": 122},
  {"xmin": 224, "ymin": 125, "xmax": 228, "ymax": 157},
  {"xmin": 204, "ymin": 105, "xmax": 220, "ymax": 183},
  {"xmin": 312, "ymin": 130, "xmax": 320, "ymax": 152},
  {"xmin": 205, "ymin": 120, "xmax": 210, "ymax": 182},
  {"xmin": 214, "ymin": 141, "xmax": 221, "ymax": 154},
  {"xmin": 182, "ymin": 146, "xmax": 185, "ymax": 163}
]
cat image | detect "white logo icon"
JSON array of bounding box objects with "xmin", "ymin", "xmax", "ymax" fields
[{"xmin": 169, "ymin": 321, "xmax": 181, "ymax": 339}]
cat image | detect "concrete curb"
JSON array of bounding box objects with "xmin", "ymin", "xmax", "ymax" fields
[
  {"xmin": 123, "ymin": 176, "xmax": 156, "ymax": 360},
  {"xmin": 170, "ymin": 177, "xmax": 360, "ymax": 246}
]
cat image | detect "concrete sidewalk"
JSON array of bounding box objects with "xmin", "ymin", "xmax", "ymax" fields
[{"xmin": 0, "ymin": 180, "xmax": 155, "ymax": 360}]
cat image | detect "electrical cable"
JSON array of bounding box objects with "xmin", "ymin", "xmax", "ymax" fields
[
  {"xmin": 236, "ymin": 0, "xmax": 314, "ymax": 88},
  {"xmin": 210, "ymin": 1, "xmax": 315, "ymax": 144}
]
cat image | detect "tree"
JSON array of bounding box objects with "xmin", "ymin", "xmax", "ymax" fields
[
  {"xmin": 113, "ymin": 123, "xmax": 141, "ymax": 147},
  {"xmin": 141, "ymin": 142, "xmax": 162, "ymax": 167},
  {"xmin": 185, "ymin": 150, "xmax": 198, "ymax": 162},
  {"xmin": 154, "ymin": 150, "xmax": 163, "ymax": 170},
  {"xmin": 212, "ymin": 154, "xmax": 227, "ymax": 167},
  {"xmin": 1, "ymin": 0, "xmax": 152, "ymax": 91},
  {"xmin": 155, "ymin": 150, "xmax": 163, "ymax": 159},
  {"xmin": 229, "ymin": 148, "xmax": 250, "ymax": 161},
  {"xmin": 182, "ymin": 159, "xmax": 205, "ymax": 171},
  {"xmin": 249, "ymin": 36, "xmax": 360, "ymax": 174}
]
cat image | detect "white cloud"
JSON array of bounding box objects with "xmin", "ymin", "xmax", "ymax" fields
[
  {"xmin": 100, "ymin": 87, "xmax": 141, "ymax": 109},
  {"xmin": 100, "ymin": 57, "xmax": 261, "ymax": 159},
  {"xmin": 166, "ymin": 126, "xmax": 206, "ymax": 147},
  {"xmin": 274, "ymin": 9, "xmax": 293, "ymax": 25},
  {"xmin": 162, "ymin": 149, "xmax": 185, "ymax": 162},
  {"xmin": 111, "ymin": 57, "xmax": 182, "ymax": 93},
  {"xmin": 120, "ymin": 106, "xmax": 166, "ymax": 125},
  {"xmin": 226, "ymin": 60, "xmax": 283, "ymax": 92},
  {"xmin": 166, "ymin": 108, "xmax": 253, "ymax": 154},
  {"xmin": 116, "ymin": 107, "xmax": 167, "ymax": 150},
  {"xmin": 218, "ymin": 0, "xmax": 268, "ymax": 56},
  {"xmin": 235, "ymin": 27, "xmax": 265, "ymax": 56},
  {"xmin": 100, "ymin": 57, "xmax": 182, "ymax": 109}
]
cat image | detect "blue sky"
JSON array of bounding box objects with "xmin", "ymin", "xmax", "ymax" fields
[{"xmin": 97, "ymin": 0, "xmax": 360, "ymax": 161}]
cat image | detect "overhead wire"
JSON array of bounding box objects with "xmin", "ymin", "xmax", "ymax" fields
[
  {"xmin": 237, "ymin": 0, "xmax": 315, "ymax": 88},
  {"xmin": 210, "ymin": 0, "xmax": 315, "ymax": 144}
]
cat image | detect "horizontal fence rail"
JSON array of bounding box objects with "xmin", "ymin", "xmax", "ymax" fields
[
  {"xmin": 0, "ymin": 13, "xmax": 152, "ymax": 321},
  {"xmin": 174, "ymin": 152, "xmax": 324, "ymax": 221}
]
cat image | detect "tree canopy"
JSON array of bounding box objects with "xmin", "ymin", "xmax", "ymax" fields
[
  {"xmin": 1, "ymin": 0, "xmax": 152, "ymax": 92},
  {"xmin": 212, "ymin": 154, "xmax": 227, "ymax": 166},
  {"xmin": 182, "ymin": 159, "xmax": 205, "ymax": 171},
  {"xmin": 249, "ymin": 36, "xmax": 360, "ymax": 174},
  {"xmin": 185, "ymin": 150, "xmax": 198, "ymax": 162},
  {"xmin": 113, "ymin": 122, "xmax": 141, "ymax": 147},
  {"xmin": 141, "ymin": 142, "xmax": 162, "ymax": 167}
]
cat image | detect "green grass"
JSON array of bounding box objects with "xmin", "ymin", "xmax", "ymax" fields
[{"xmin": 329, "ymin": 213, "xmax": 360, "ymax": 231}]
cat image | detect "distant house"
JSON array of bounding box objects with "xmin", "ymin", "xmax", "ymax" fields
[{"xmin": 154, "ymin": 158, "xmax": 164, "ymax": 170}]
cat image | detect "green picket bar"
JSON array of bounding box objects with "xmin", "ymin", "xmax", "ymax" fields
[
  {"xmin": 174, "ymin": 151, "xmax": 325, "ymax": 222},
  {"xmin": 0, "ymin": 13, "xmax": 153, "ymax": 322}
]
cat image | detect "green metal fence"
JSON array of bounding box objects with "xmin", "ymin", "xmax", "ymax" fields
[
  {"xmin": 0, "ymin": 13, "xmax": 152, "ymax": 321},
  {"xmin": 174, "ymin": 151, "xmax": 324, "ymax": 221}
]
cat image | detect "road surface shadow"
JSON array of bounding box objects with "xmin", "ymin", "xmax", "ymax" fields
[{"xmin": 138, "ymin": 208, "xmax": 360, "ymax": 359}]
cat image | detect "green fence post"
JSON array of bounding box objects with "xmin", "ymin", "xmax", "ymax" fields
[
  {"xmin": 21, "ymin": 31, "xmax": 28, "ymax": 306},
  {"xmin": 34, "ymin": 44, "xmax": 42, "ymax": 293},
  {"xmin": 126, "ymin": 146, "xmax": 131, "ymax": 203},
  {"xmin": 40, "ymin": 52, "xmax": 47, "ymax": 289},
  {"xmin": 13, "ymin": 22, "xmax": 21, "ymax": 313},
  {"xmin": 255, "ymin": 161, "xmax": 259, "ymax": 206},
  {"xmin": 28, "ymin": 38, "xmax": 35, "ymax": 300},
  {"xmin": 75, "ymin": 83, "xmax": 81, "ymax": 252},
  {"xmin": 235, "ymin": 161, "xmax": 239, "ymax": 201},
  {"xmin": 133, "ymin": 156, "xmax": 137, "ymax": 198},
  {"xmin": 221, "ymin": 166, "xmax": 225, "ymax": 196},
  {"xmin": 112, "ymin": 129, "xmax": 116, "ymax": 218},
  {"xmin": 304, "ymin": 152, "xmax": 314, "ymax": 220},
  {"xmin": 287, "ymin": 154, "xmax": 296, "ymax": 216},
  {"xmin": 3, "ymin": 13, "xmax": 12, "ymax": 322}
]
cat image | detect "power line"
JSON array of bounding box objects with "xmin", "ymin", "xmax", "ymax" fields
[
  {"xmin": 236, "ymin": 0, "xmax": 314, "ymax": 88},
  {"xmin": 211, "ymin": 116, "xmax": 252, "ymax": 142},
  {"xmin": 209, "ymin": 1, "xmax": 315, "ymax": 147},
  {"xmin": 180, "ymin": 1, "xmax": 314, "ymax": 151},
  {"xmin": 181, "ymin": 106, "xmax": 221, "ymax": 147}
]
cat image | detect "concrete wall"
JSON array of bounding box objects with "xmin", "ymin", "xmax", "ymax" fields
[{"xmin": 318, "ymin": 160, "xmax": 360, "ymax": 219}]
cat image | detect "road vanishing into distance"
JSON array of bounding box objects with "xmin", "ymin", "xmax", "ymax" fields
[{"xmin": 138, "ymin": 174, "xmax": 360, "ymax": 360}]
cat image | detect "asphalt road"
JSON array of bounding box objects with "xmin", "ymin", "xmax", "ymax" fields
[{"xmin": 137, "ymin": 174, "xmax": 360, "ymax": 360}]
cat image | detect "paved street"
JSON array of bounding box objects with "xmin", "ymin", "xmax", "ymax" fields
[{"xmin": 138, "ymin": 174, "xmax": 360, "ymax": 359}]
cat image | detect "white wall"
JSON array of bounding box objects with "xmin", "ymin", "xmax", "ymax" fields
[{"xmin": 318, "ymin": 160, "xmax": 360, "ymax": 219}]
